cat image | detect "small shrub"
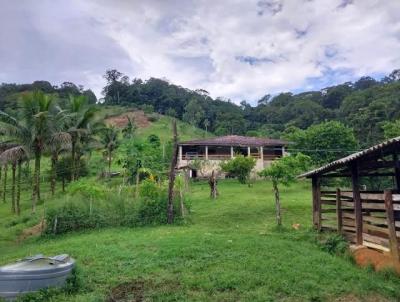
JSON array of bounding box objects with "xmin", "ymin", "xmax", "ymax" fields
[
  {"xmin": 135, "ymin": 196, "xmax": 167, "ymax": 226},
  {"xmin": 220, "ymin": 155, "xmax": 256, "ymax": 184},
  {"xmin": 319, "ymin": 233, "xmax": 348, "ymax": 255},
  {"xmin": 140, "ymin": 104, "xmax": 154, "ymax": 114},
  {"xmin": 140, "ymin": 179, "xmax": 161, "ymax": 200},
  {"xmin": 147, "ymin": 113, "xmax": 159, "ymax": 122}
]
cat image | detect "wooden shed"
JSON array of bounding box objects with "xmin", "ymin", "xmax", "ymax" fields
[{"xmin": 301, "ymin": 136, "xmax": 400, "ymax": 261}]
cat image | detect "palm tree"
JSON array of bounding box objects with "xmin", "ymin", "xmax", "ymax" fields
[
  {"xmin": 0, "ymin": 146, "xmax": 27, "ymax": 215},
  {"xmin": 65, "ymin": 95, "xmax": 97, "ymax": 181},
  {"xmin": 2, "ymin": 164, "xmax": 7, "ymax": 204},
  {"xmin": 0, "ymin": 143, "xmax": 18, "ymax": 204},
  {"xmin": 100, "ymin": 126, "xmax": 120, "ymax": 175},
  {"xmin": 0, "ymin": 91, "xmax": 57, "ymax": 212},
  {"xmin": 204, "ymin": 119, "xmax": 210, "ymax": 135},
  {"xmin": 122, "ymin": 116, "xmax": 136, "ymax": 139},
  {"xmin": 48, "ymin": 132, "xmax": 71, "ymax": 195}
]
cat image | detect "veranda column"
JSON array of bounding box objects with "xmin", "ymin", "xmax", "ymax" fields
[
  {"xmin": 260, "ymin": 146, "xmax": 264, "ymax": 160},
  {"xmin": 205, "ymin": 146, "xmax": 209, "ymax": 160},
  {"xmin": 179, "ymin": 145, "xmax": 183, "ymax": 161},
  {"xmin": 230, "ymin": 146, "xmax": 234, "ymax": 158},
  {"xmin": 247, "ymin": 146, "xmax": 251, "ymax": 157}
]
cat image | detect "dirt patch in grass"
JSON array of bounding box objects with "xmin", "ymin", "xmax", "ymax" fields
[
  {"xmin": 105, "ymin": 111, "xmax": 150, "ymax": 129},
  {"xmin": 107, "ymin": 279, "xmax": 146, "ymax": 302},
  {"xmin": 106, "ymin": 278, "xmax": 181, "ymax": 302},
  {"xmin": 351, "ymin": 246, "xmax": 400, "ymax": 273},
  {"xmin": 17, "ymin": 220, "xmax": 45, "ymax": 242},
  {"xmin": 334, "ymin": 293, "xmax": 390, "ymax": 302}
]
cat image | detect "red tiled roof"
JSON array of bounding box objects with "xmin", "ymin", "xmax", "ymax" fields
[{"xmin": 179, "ymin": 135, "xmax": 288, "ymax": 147}]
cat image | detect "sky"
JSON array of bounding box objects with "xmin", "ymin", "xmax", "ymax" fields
[{"xmin": 1, "ymin": 0, "xmax": 400, "ymax": 104}]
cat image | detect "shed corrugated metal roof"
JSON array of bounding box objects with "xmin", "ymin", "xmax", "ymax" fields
[
  {"xmin": 300, "ymin": 136, "xmax": 400, "ymax": 178},
  {"xmin": 179, "ymin": 135, "xmax": 288, "ymax": 147}
]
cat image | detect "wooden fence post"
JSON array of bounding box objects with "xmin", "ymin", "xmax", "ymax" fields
[
  {"xmin": 312, "ymin": 176, "xmax": 321, "ymax": 231},
  {"xmin": 336, "ymin": 188, "xmax": 342, "ymax": 234},
  {"xmin": 351, "ymin": 163, "xmax": 363, "ymax": 245},
  {"xmin": 384, "ymin": 189, "xmax": 400, "ymax": 262}
]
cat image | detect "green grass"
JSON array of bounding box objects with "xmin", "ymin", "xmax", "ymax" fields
[
  {"xmin": 1, "ymin": 180, "xmax": 400, "ymax": 301},
  {"xmin": 137, "ymin": 114, "xmax": 211, "ymax": 143}
]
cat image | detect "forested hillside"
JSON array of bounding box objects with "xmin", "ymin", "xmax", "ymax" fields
[
  {"xmin": 2, "ymin": 69, "xmax": 400, "ymax": 149},
  {"xmin": 101, "ymin": 69, "xmax": 400, "ymax": 148}
]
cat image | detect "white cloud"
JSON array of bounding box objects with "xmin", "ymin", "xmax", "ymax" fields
[{"xmin": 2, "ymin": 0, "xmax": 400, "ymax": 104}]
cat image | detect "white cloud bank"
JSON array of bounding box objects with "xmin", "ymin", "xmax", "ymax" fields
[{"xmin": 1, "ymin": 0, "xmax": 400, "ymax": 103}]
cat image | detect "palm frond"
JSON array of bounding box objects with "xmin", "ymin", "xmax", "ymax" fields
[{"xmin": 0, "ymin": 145, "xmax": 28, "ymax": 164}]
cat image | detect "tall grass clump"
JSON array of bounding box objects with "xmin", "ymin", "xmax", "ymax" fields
[{"xmin": 45, "ymin": 179, "xmax": 189, "ymax": 235}]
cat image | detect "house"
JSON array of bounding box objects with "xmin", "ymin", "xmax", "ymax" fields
[
  {"xmin": 177, "ymin": 135, "xmax": 288, "ymax": 178},
  {"xmin": 300, "ymin": 136, "xmax": 400, "ymax": 263}
]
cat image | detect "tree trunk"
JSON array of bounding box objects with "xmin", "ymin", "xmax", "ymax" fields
[
  {"xmin": 108, "ymin": 149, "xmax": 112, "ymax": 175},
  {"xmin": 167, "ymin": 120, "xmax": 178, "ymax": 224},
  {"xmin": 51, "ymin": 156, "xmax": 57, "ymax": 196},
  {"xmin": 76, "ymin": 152, "xmax": 81, "ymax": 180},
  {"xmin": 209, "ymin": 170, "xmax": 218, "ymax": 199},
  {"xmin": 16, "ymin": 161, "xmax": 21, "ymax": 215},
  {"xmin": 179, "ymin": 188, "xmax": 185, "ymax": 218},
  {"xmin": 135, "ymin": 170, "xmax": 140, "ymax": 199},
  {"xmin": 71, "ymin": 140, "xmax": 76, "ymax": 181},
  {"xmin": 32, "ymin": 152, "xmax": 41, "ymax": 213},
  {"xmin": 11, "ymin": 162, "xmax": 16, "ymax": 214},
  {"xmin": 0, "ymin": 166, "xmax": 2, "ymax": 203},
  {"xmin": 3, "ymin": 165, "xmax": 7, "ymax": 204},
  {"xmin": 273, "ymin": 180, "xmax": 282, "ymax": 226}
]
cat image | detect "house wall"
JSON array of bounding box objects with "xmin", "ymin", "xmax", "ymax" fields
[{"xmin": 177, "ymin": 157, "xmax": 277, "ymax": 178}]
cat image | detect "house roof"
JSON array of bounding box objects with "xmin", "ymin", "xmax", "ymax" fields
[
  {"xmin": 179, "ymin": 135, "xmax": 288, "ymax": 147},
  {"xmin": 300, "ymin": 136, "xmax": 400, "ymax": 178}
]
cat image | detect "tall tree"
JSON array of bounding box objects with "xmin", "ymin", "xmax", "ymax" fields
[
  {"xmin": 100, "ymin": 126, "xmax": 120, "ymax": 175},
  {"xmin": 65, "ymin": 95, "xmax": 97, "ymax": 181},
  {"xmin": 0, "ymin": 91, "xmax": 58, "ymax": 212},
  {"xmin": 48, "ymin": 132, "xmax": 71, "ymax": 195},
  {"xmin": 0, "ymin": 146, "xmax": 27, "ymax": 215},
  {"xmin": 167, "ymin": 120, "xmax": 178, "ymax": 224}
]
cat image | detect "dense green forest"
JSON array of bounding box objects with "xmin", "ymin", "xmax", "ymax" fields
[
  {"xmin": 100, "ymin": 69, "xmax": 400, "ymax": 147},
  {"xmin": 2, "ymin": 69, "xmax": 400, "ymax": 150}
]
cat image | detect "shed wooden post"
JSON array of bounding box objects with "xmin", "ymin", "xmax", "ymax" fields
[
  {"xmin": 247, "ymin": 146, "xmax": 251, "ymax": 157},
  {"xmin": 312, "ymin": 176, "xmax": 321, "ymax": 230},
  {"xmin": 384, "ymin": 190, "xmax": 400, "ymax": 262},
  {"xmin": 336, "ymin": 188, "xmax": 342, "ymax": 234},
  {"xmin": 351, "ymin": 162, "xmax": 363, "ymax": 245},
  {"xmin": 205, "ymin": 146, "xmax": 208, "ymax": 160},
  {"xmin": 179, "ymin": 145, "xmax": 183, "ymax": 162},
  {"xmin": 393, "ymin": 153, "xmax": 400, "ymax": 191},
  {"xmin": 230, "ymin": 146, "xmax": 234, "ymax": 158}
]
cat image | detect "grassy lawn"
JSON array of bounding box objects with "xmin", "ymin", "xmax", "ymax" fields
[{"xmin": 1, "ymin": 180, "xmax": 400, "ymax": 301}]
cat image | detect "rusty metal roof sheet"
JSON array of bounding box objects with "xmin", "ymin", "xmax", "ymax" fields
[
  {"xmin": 300, "ymin": 136, "xmax": 400, "ymax": 178},
  {"xmin": 179, "ymin": 135, "xmax": 288, "ymax": 147}
]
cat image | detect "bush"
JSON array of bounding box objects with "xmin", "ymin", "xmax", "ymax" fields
[
  {"xmin": 140, "ymin": 104, "xmax": 154, "ymax": 114},
  {"xmin": 147, "ymin": 113, "xmax": 159, "ymax": 122},
  {"xmin": 44, "ymin": 181, "xmax": 182, "ymax": 235},
  {"xmin": 135, "ymin": 196, "xmax": 167, "ymax": 226},
  {"xmin": 55, "ymin": 157, "xmax": 88, "ymax": 182},
  {"xmin": 45, "ymin": 201, "xmax": 111, "ymax": 235},
  {"xmin": 319, "ymin": 233, "xmax": 348, "ymax": 255},
  {"xmin": 220, "ymin": 155, "xmax": 256, "ymax": 184}
]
